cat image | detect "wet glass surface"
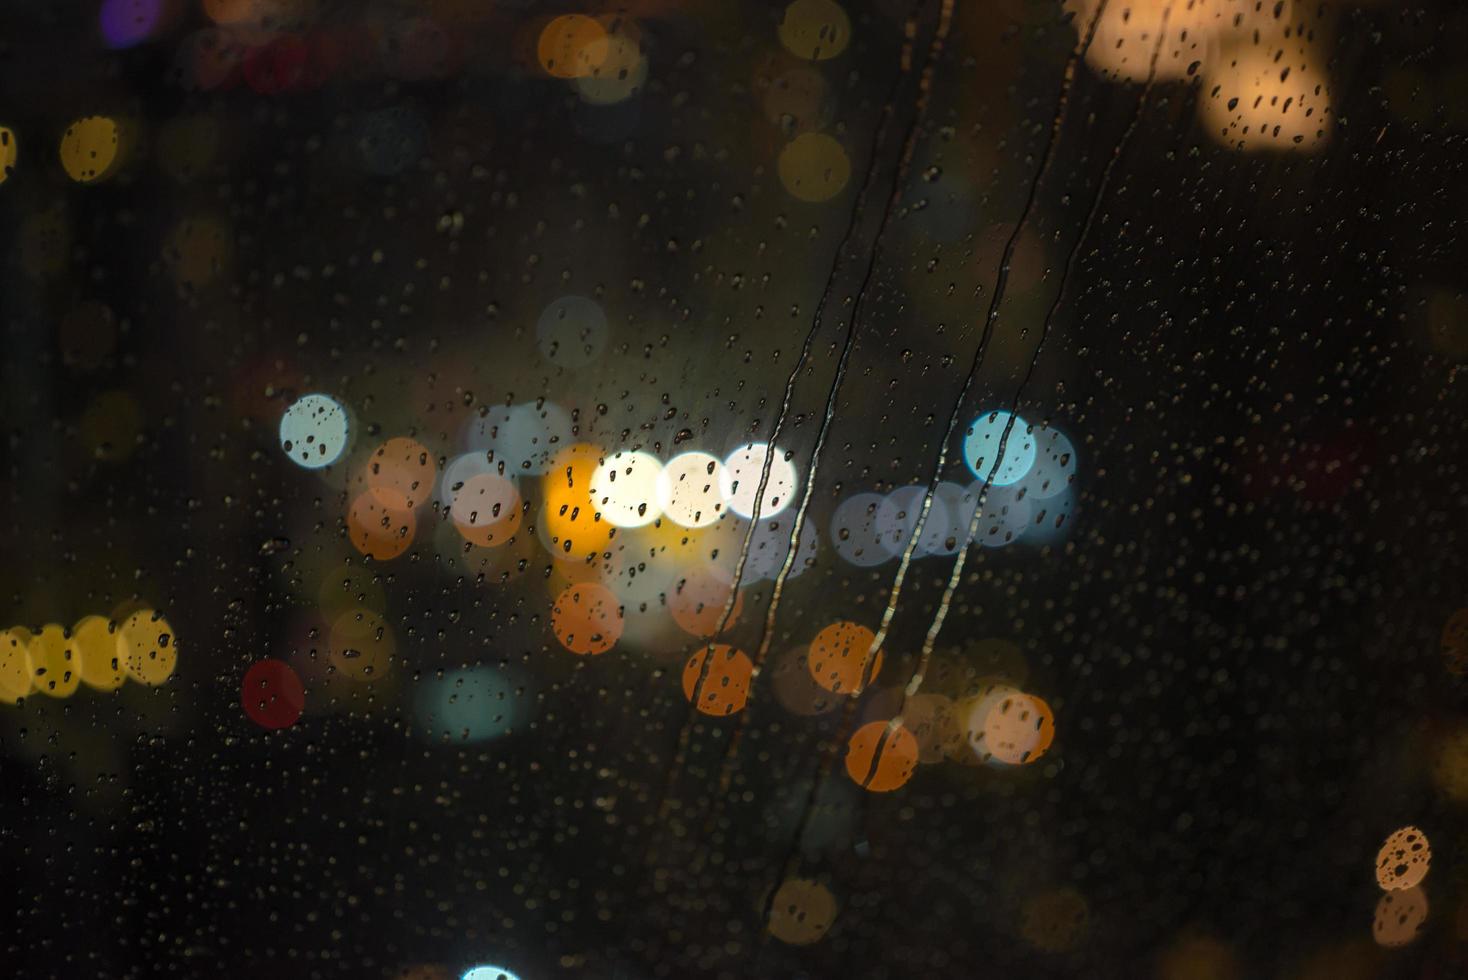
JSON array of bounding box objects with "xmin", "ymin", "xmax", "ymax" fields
[{"xmin": 2, "ymin": 1, "xmax": 1467, "ymax": 977}]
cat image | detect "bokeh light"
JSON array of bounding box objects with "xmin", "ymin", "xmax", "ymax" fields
[
  {"xmin": 241, "ymin": 658, "xmax": 306, "ymax": 730},
  {"xmin": 972, "ymin": 483, "xmax": 1032, "ymax": 550},
  {"xmin": 962, "ymin": 410, "xmax": 1035, "ymax": 485},
  {"xmin": 74, "ymin": 615, "xmax": 125, "ymax": 692},
  {"xmin": 537, "ymin": 295, "xmax": 609, "ymax": 368},
  {"xmin": 461, "ymin": 966, "xmax": 522, "ymax": 980},
  {"xmin": 279, "ymin": 393, "xmax": 350, "ymax": 469},
  {"xmin": 682, "ymin": 643, "xmax": 754, "ymax": 716},
  {"xmin": 416, "ymin": 665, "xmax": 532, "ymax": 743},
  {"xmin": 723, "ymin": 442, "xmax": 797, "ymax": 519},
  {"xmin": 1374, "ymin": 826, "xmax": 1430, "ymax": 891},
  {"xmin": 742, "ymin": 514, "xmax": 819, "ymax": 581},
  {"xmin": 1019, "ymin": 426, "xmax": 1076, "ymax": 500},
  {"xmin": 655, "ymin": 451, "xmax": 728, "ymax": 528},
  {"xmin": 29, "ymin": 624, "xmax": 81, "ymax": 698},
  {"xmin": 365, "ymin": 437, "xmax": 437, "ymax": 510},
  {"xmin": 0, "ymin": 628, "xmax": 30, "ymax": 703},
  {"xmin": 0, "ymin": 126, "xmax": 17, "ymax": 184},
  {"xmin": 348, "ymin": 491, "xmax": 417, "ymax": 561},
  {"xmin": 830, "ymin": 492, "xmax": 891, "ymax": 567},
  {"xmin": 845, "ymin": 720, "xmax": 919, "ymax": 792},
  {"xmin": 329, "ymin": 608, "xmax": 395, "ymax": 681},
  {"xmin": 590, "ymin": 450, "xmax": 664, "ymax": 528},
  {"xmin": 59, "ymin": 115, "xmax": 124, "ymax": 184},
  {"xmin": 551, "ymin": 583, "xmax": 624, "ymax": 655},
  {"xmin": 1199, "ymin": 35, "xmax": 1333, "ymax": 152},
  {"xmin": 469, "ymin": 402, "xmax": 573, "ymax": 476},
  {"xmin": 449, "ymin": 473, "xmax": 523, "ymax": 547},
  {"xmin": 537, "ymin": 14, "xmax": 607, "ymax": 79},
  {"xmin": 539, "ymin": 442, "xmax": 614, "ymax": 560},
  {"xmin": 118, "ymin": 609, "xmax": 177, "ymax": 686},
  {"xmin": 903, "ymin": 692, "xmax": 960, "ymax": 764},
  {"xmin": 766, "ymin": 877, "xmax": 838, "ymax": 945},
  {"xmin": 807, "ymin": 621, "xmax": 882, "ymax": 694},
  {"xmin": 777, "ymin": 0, "xmax": 850, "ymax": 61},
  {"xmin": 777, "ymin": 133, "xmax": 851, "ymax": 202},
  {"xmin": 981, "ymin": 691, "xmax": 1055, "ymax": 765},
  {"xmin": 1373, "ymin": 886, "xmax": 1428, "ymax": 947},
  {"xmin": 99, "ymin": 0, "xmax": 167, "ymax": 49},
  {"xmin": 668, "ymin": 564, "xmax": 743, "ymax": 637}
]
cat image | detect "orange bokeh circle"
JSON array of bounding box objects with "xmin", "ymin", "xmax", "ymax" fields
[
  {"xmin": 983, "ymin": 691, "xmax": 1056, "ymax": 765},
  {"xmin": 845, "ymin": 720, "xmax": 918, "ymax": 792},
  {"xmin": 668, "ymin": 564, "xmax": 743, "ymax": 637},
  {"xmin": 551, "ymin": 582, "xmax": 623, "ymax": 655},
  {"xmin": 681, "ymin": 643, "xmax": 754, "ymax": 716},
  {"xmin": 364, "ymin": 437, "xmax": 437, "ymax": 510},
  {"xmin": 348, "ymin": 491, "xmax": 416, "ymax": 560},
  {"xmin": 1375, "ymin": 826, "xmax": 1431, "ymax": 892},
  {"xmin": 808, "ymin": 621, "xmax": 881, "ymax": 694}
]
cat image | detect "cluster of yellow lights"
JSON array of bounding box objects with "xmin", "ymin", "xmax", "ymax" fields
[
  {"xmin": 0, "ymin": 609, "xmax": 177, "ymax": 703},
  {"xmin": 1371, "ymin": 826, "xmax": 1431, "ymax": 947},
  {"xmin": 773, "ymin": 0, "xmax": 852, "ymax": 200},
  {"xmin": 1071, "ymin": 0, "xmax": 1333, "ymax": 152}
]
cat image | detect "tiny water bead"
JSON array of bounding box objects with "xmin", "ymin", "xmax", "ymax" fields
[{"xmin": 279, "ymin": 393, "xmax": 349, "ymax": 469}]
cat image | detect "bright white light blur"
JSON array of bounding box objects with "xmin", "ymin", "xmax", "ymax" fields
[
  {"xmin": 723, "ymin": 442, "xmax": 797, "ymax": 519},
  {"xmin": 656, "ymin": 451, "xmax": 728, "ymax": 528},
  {"xmin": 962, "ymin": 410, "xmax": 1035, "ymax": 486},
  {"xmin": 829, "ymin": 492, "xmax": 890, "ymax": 567},
  {"xmin": 590, "ymin": 450, "xmax": 663, "ymax": 528},
  {"xmin": 279, "ymin": 393, "xmax": 349, "ymax": 469}
]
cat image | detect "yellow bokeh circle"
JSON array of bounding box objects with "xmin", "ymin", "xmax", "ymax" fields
[
  {"xmin": 778, "ymin": 0, "xmax": 851, "ymax": 61},
  {"xmin": 29, "ymin": 624, "xmax": 82, "ymax": 698},
  {"xmin": 778, "ymin": 133, "xmax": 850, "ymax": 202},
  {"xmin": 60, "ymin": 116, "xmax": 123, "ymax": 183},
  {"xmin": 118, "ymin": 609, "xmax": 178, "ymax": 686},
  {"xmin": 74, "ymin": 614, "xmax": 126, "ymax": 691}
]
